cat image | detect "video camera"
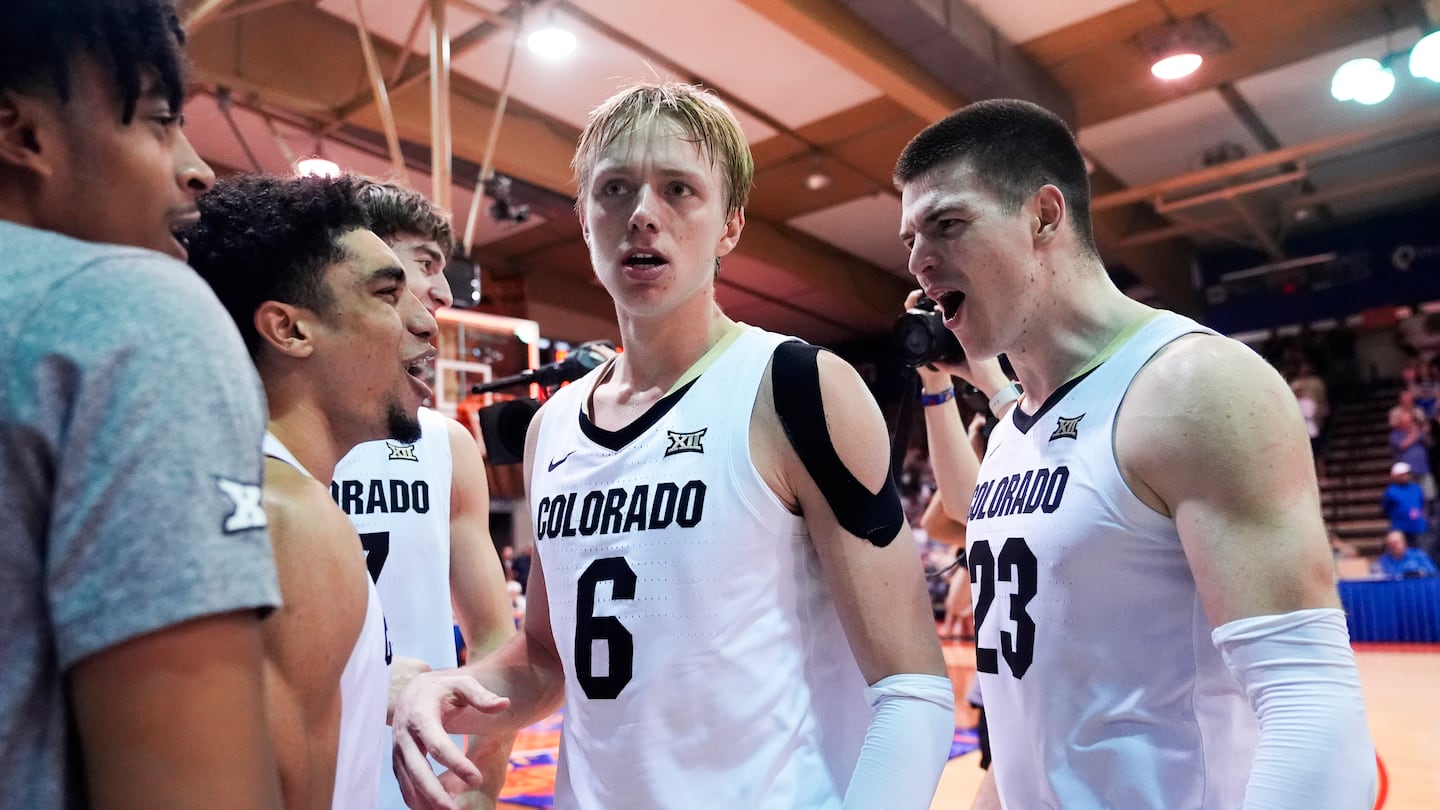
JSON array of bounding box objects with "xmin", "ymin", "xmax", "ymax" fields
[{"xmin": 891, "ymin": 296, "xmax": 963, "ymax": 368}]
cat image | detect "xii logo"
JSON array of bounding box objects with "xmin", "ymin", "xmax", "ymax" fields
[
  {"xmin": 1050, "ymin": 414, "xmax": 1085, "ymax": 442},
  {"xmin": 665, "ymin": 428, "xmax": 707, "ymax": 457},
  {"xmin": 387, "ymin": 442, "xmax": 419, "ymax": 461}
]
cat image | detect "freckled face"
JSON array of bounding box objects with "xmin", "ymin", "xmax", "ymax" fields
[{"xmin": 578, "ymin": 118, "xmax": 743, "ymax": 322}]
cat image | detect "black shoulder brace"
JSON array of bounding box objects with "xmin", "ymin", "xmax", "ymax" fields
[{"xmin": 771, "ymin": 341, "xmax": 904, "ymax": 547}]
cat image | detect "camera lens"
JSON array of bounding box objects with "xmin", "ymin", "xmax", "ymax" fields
[{"xmin": 891, "ymin": 299, "xmax": 964, "ymax": 368}]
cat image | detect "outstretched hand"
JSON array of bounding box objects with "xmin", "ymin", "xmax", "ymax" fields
[{"xmin": 392, "ymin": 672, "xmax": 511, "ymax": 810}]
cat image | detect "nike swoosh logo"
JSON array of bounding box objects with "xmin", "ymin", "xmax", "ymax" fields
[{"xmin": 548, "ymin": 451, "xmax": 576, "ymax": 472}]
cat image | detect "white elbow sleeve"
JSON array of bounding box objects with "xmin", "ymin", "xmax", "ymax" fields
[
  {"xmin": 1212, "ymin": 608, "xmax": 1377, "ymax": 809},
  {"xmin": 842, "ymin": 673, "xmax": 955, "ymax": 810}
]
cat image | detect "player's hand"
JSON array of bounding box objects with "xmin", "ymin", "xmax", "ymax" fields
[
  {"xmin": 437, "ymin": 769, "xmax": 497, "ymax": 810},
  {"xmin": 388, "ymin": 655, "xmax": 432, "ymax": 724},
  {"xmin": 392, "ymin": 671, "xmax": 510, "ymax": 810},
  {"xmin": 904, "ymin": 289, "xmax": 1007, "ymax": 392}
]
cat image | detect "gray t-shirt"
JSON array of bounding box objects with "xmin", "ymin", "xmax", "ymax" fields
[{"xmin": 0, "ymin": 220, "xmax": 282, "ymax": 807}]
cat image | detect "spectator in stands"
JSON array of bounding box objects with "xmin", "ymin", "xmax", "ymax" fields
[
  {"xmin": 1293, "ymin": 380, "xmax": 1324, "ymax": 478},
  {"xmin": 1388, "ymin": 388, "xmax": 1428, "ymax": 430},
  {"xmin": 1329, "ymin": 531, "xmax": 1359, "ymax": 561},
  {"xmin": 1376, "ymin": 530, "xmax": 1438, "ymax": 578},
  {"xmin": 1382, "ymin": 462, "xmax": 1429, "ymax": 548},
  {"xmin": 1291, "ymin": 359, "xmax": 1329, "ymax": 429},
  {"xmin": 1390, "ymin": 408, "xmax": 1435, "ymax": 507},
  {"xmin": 1397, "ymin": 311, "xmax": 1440, "ymax": 364},
  {"xmin": 1412, "ymin": 361, "xmax": 1440, "ymax": 419}
]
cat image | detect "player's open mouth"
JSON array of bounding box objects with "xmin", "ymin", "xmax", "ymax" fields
[
  {"xmin": 169, "ymin": 211, "xmax": 200, "ymax": 258},
  {"xmin": 405, "ymin": 351, "xmax": 435, "ymax": 400},
  {"xmin": 623, "ymin": 250, "xmax": 669, "ymax": 267},
  {"xmin": 937, "ymin": 290, "xmax": 966, "ymax": 322}
]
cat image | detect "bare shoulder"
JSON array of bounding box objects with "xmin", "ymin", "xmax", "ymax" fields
[
  {"xmin": 445, "ymin": 415, "xmax": 487, "ymax": 484},
  {"xmin": 1118, "ymin": 332, "xmax": 1309, "ymax": 512},
  {"xmin": 443, "ymin": 412, "xmax": 478, "ymax": 449},
  {"xmin": 520, "ymin": 398, "xmax": 552, "ymax": 487},
  {"xmin": 1133, "ymin": 331, "xmax": 1278, "ymax": 400},
  {"xmin": 261, "ymin": 459, "xmax": 354, "ymax": 543}
]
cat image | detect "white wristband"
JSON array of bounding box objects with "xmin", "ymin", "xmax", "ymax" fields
[{"xmin": 988, "ymin": 381, "xmax": 1022, "ymax": 418}]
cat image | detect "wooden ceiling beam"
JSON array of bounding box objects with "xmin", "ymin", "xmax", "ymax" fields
[{"xmin": 737, "ymin": 0, "xmax": 964, "ymax": 123}]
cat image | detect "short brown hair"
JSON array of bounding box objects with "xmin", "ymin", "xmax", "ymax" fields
[
  {"xmin": 895, "ymin": 99, "xmax": 1098, "ymax": 258},
  {"xmin": 356, "ymin": 178, "xmax": 455, "ymax": 256}
]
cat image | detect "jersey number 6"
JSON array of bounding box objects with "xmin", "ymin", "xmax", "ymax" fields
[
  {"xmin": 575, "ymin": 556, "xmax": 637, "ymax": 699},
  {"xmin": 969, "ymin": 537, "xmax": 1038, "ymax": 679}
]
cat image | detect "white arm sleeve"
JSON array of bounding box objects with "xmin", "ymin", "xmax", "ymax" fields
[
  {"xmin": 1212, "ymin": 608, "xmax": 1378, "ymax": 810},
  {"xmin": 842, "ymin": 673, "xmax": 955, "ymax": 810}
]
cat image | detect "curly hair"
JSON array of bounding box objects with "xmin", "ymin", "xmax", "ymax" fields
[
  {"xmin": 356, "ymin": 178, "xmax": 455, "ymax": 256},
  {"xmin": 2, "ymin": 0, "xmax": 188, "ymax": 124},
  {"xmin": 894, "ymin": 99, "xmax": 1098, "ymax": 259},
  {"xmin": 185, "ymin": 174, "xmax": 371, "ymax": 358}
]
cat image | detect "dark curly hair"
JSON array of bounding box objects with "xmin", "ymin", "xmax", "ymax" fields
[
  {"xmin": 2, "ymin": 0, "xmax": 188, "ymax": 124},
  {"xmin": 895, "ymin": 99, "xmax": 1098, "ymax": 259},
  {"xmin": 185, "ymin": 174, "xmax": 371, "ymax": 358}
]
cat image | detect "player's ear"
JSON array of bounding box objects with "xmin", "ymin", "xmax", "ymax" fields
[
  {"xmin": 715, "ymin": 206, "xmax": 745, "ymax": 258},
  {"xmin": 0, "ymin": 89, "xmax": 52, "ymax": 177},
  {"xmin": 254, "ymin": 301, "xmax": 314, "ymax": 359},
  {"xmin": 1033, "ymin": 185, "xmax": 1065, "ymax": 245}
]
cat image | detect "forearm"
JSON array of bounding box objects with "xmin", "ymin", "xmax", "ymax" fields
[
  {"xmin": 841, "ymin": 673, "xmax": 955, "ymax": 810},
  {"xmin": 920, "ymin": 492, "xmax": 967, "ymax": 544},
  {"xmin": 446, "ymin": 630, "xmax": 566, "ymax": 737},
  {"xmin": 923, "ymin": 394, "xmax": 981, "ymax": 525},
  {"xmin": 453, "ymin": 584, "xmax": 517, "ymax": 661},
  {"xmin": 1214, "ymin": 609, "xmax": 1377, "ymax": 809},
  {"xmin": 456, "ymin": 729, "xmax": 518, "ymax": 808}
]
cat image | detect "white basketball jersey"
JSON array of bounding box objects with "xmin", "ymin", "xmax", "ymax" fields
[
  {"xmin": 263, "ymin": 434, "xmax": 390, "ymax": 810},
  {"xmin": 968, "ymin": 312, "xmax": 1256, "ymax": 809},
  {"xmin": 531, "ymin": 326, "xmax": 870, "ymax": 810},
  {"xmin": 332, "ymin": 406, "xmax": 457, "ymax": 810}
]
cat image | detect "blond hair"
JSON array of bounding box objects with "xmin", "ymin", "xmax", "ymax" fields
[{"xmin": 572, "ymin": 82, "xmax": 753, "ymax": 219}]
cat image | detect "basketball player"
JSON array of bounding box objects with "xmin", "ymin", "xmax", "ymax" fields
[
  {"xmin": 0, "ymin": 1, "xmax": 281, "ymax": 806},
  {"xmin": 185, "ymin": 174, "xmax": 439, "ymax": 807},
  {"xmin": 333, "ymin": 179, "xmax": 515, "ymax": 810},
  {"xmin": 896, "ymin": 99, "xmax": 1375, "ymax": 808},
  {"xmin": 390, "ymin": 82, "xmax": 954, "ymax": 810}
]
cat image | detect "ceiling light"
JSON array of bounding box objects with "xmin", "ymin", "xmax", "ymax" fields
[
  {"xmin": 1151, "ymin": 53, "xmax": 1203, "ymax": 80},
  {"xmin": 1410, "ymin": 30, "xmax": 1440, "ymax": 82},
  {"xmin": 295, "ymin": 157, "xmax": 340, "ymax": 178},
  {"xmin": 1331, "ymin": 57, "xmax": 1395, "ymax": 105},
  {"xmin": 804, "ymin": 170, "xmax": 832, "ymax": 191},
  {"xmin": 527, "ymin": 26, "xmax": 575, "ymax": 59},
  {"xmin": 1133, "ymin": 16, "xmax": 1230, "ymax": 83}
]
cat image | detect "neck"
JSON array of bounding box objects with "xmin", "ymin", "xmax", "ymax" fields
[
  {"xmin": 1006, "ymin": 270, "xmax": 1155, "ymax": 407},
  {"xmin": 613, "ymin": 298, "xmax": 734, "ymax": 394},
  {"xmin": 264, "ymin": 382, "xmax": 350, "ymax": 485}
]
